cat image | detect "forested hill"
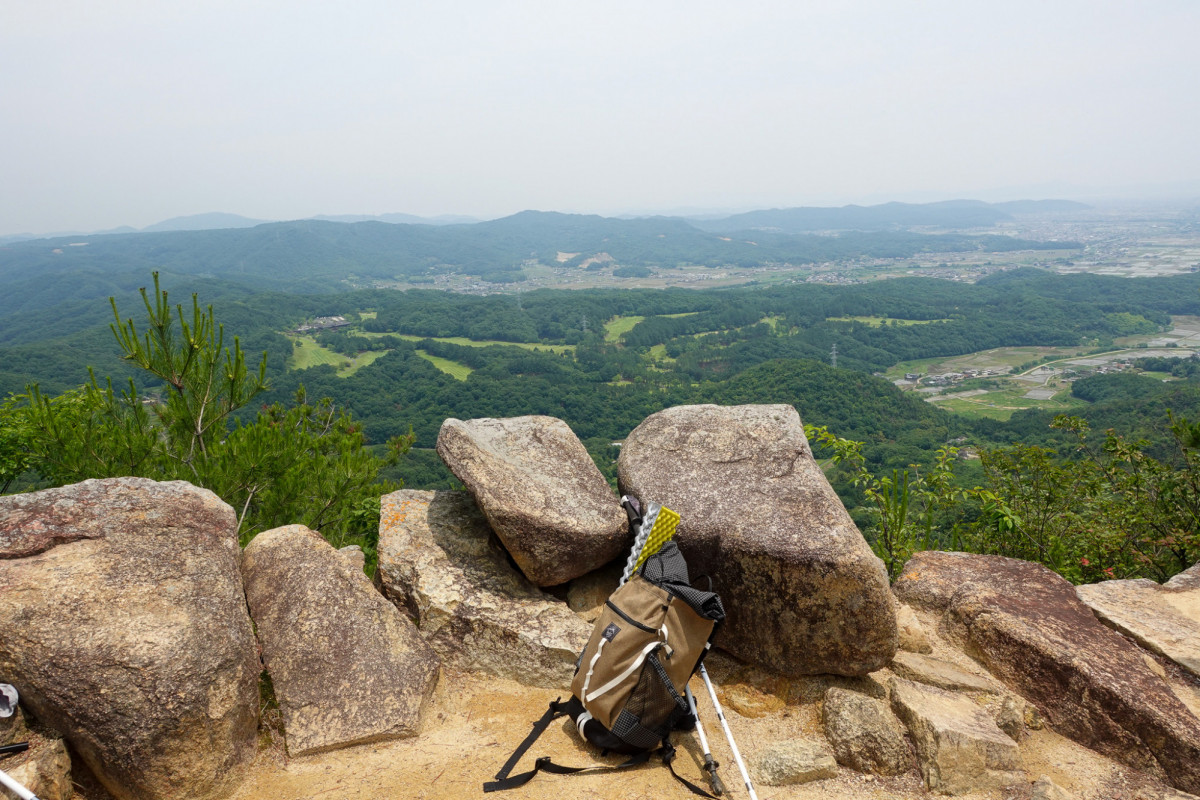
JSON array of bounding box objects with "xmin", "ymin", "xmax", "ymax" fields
[
  {"xmin": 3, "ymin": 266, "xmax": 1199, "ymax": 491},
  {"xmin": 0, "ymin": 208, "xmax": 1075, "ymax": 309}
]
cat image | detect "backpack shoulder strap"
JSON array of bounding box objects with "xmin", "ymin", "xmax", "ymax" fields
[
  {"xmin": 484, "ymin": 698, "xmax": 570, "ymax": 792},
  {"xmin": 483, "ymin": 710, "xmax": 716, "ymax": 799}
]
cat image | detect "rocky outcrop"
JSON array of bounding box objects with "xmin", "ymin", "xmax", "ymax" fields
[
  {"xmin": 0, "ymin": 478, "xmax": 259, "ymax": 800},
  {"xmin": 617, "ymin": 404, "xmax": 896, "ymax": 677},
  {"xmin": 754, "ymin": 739, "xmax": 838, "ymax": 786},
  {"xmin": 242, "ymin": 525, "xmax": 440, "ymax": 756},
  {"xmin": 436, "ymin": 416, "xmax": 628, "ymax": 586},
  {"xmin": 376, "ymin": 490, "xmax": 590, "ymax": 689},
  {"xmin": 822, "ymin": 687, "xmax": 910, "ymax": 776},
  {"xmin": 890, "ymin": 651, "xmax": 1000, "ymax": 694},
  {"xmin": 895, "ymin": 551, "xmax": 1200, "ymax": 794},
  {"xmin": 1076, "ymin": 577, "xmax": 1200, "ymax": 679},
  {"xmin": 890, "ymin": 677, "xmax": 1023, "ymax": 795}
]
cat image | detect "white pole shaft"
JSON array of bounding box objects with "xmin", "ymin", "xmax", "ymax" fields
[
  {"xmin": 686, "ymin": 686, "xmax": 711, "ymax": 754},
  {"xmin": 0, "ymin": 768, "xmax": 39, "ymax": 800},
  {"xmin": 699, "ymin": 664, "xmax": 759, "ymax": 800}
]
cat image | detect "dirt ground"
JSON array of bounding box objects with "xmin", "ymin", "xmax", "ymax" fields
[
  {"xmin": 65, "ymin": 621, "xmax": 1192, "ymax": 800},
  {"xmin": 164, "ymin": 648, "xmax": 1166, "ymax": 800}
]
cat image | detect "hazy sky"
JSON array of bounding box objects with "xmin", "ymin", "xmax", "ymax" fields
[{"xmin": 3, "ymin": 1, "xmax": 1199, "ymax": 235}]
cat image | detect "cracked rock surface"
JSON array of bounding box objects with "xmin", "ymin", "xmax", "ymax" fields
[{"xmin": 617, "ymin": 403, "xmax": 897, "ymax": 676}]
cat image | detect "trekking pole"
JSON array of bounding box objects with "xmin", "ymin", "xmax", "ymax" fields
[
  {"xmin": 686, "ymin": 686, "xmax": 725, "ymax": 796},
  {"xmin": 698, "ymin": 664, "xmax": 758, "ymax": 800},
  {"xmin": 619, "ymin": 497, "xmax": 726, "ymax": 797}
]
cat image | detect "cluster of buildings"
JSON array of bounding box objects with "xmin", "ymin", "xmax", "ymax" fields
[{"xmin": 292, "ymin": 316, "xmax": 350, "ymax": 334}]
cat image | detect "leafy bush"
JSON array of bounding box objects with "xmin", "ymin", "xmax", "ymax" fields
[{"xmin": 6, "ymin": 274, "xmax": 411, "ymax": 557}]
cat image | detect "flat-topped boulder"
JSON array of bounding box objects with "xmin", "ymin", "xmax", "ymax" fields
[
  {"xmin": 617, "ymin": 404, "xmax": 896, "ymax": 677},
  {"xmin": 242, "ymin": 525, "xmax": 440, "ymax": 756},
  {"xmin": 890, "ymin": 677, "xmax": 1023, "ymax": 795},
  {"xmin": 895, "ymin": 551, "xmax": 1200, "ymax": 795},
  {"xmin": 890, "ymin": 651, "xmax": 1001, "ymax": 694},
  {"xmin": 0, "ymin": 478, "xmax": 259, "ymax": 800},
  {"xmin": 1077, "ymin": 577, "xmax": 1200, "ymax": 679},
  {"xmin": 376, "ymin": 490, "xmax": 590, "ymax": 689},
  {"xmin": 436, "ymin": 416, "xmax": 628, "ymax": 586}
]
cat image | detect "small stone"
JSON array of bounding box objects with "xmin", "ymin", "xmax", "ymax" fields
[
  {"xmin": 338, "ymin": 544, "xmax": 366, "ymax": 572},
  {"xmin": 993, "ymin": 695, "xmax": 1026, "ymax": 741},
  {"xmin": 1032, "ymin": 776, "xmax": 1075, "ymax": 800},
  {"xmin": 754, "ymin": 739, "xmax": 838, "ymax": 786}
]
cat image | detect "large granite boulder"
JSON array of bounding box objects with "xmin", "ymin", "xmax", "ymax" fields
[
  {"xmin": 436, "ymin": 416, "xmax": 628, "ymax": 586},
  {"xmin": 376, "ymin": 490, "xmax": 590, "ymax": 689},
  {"xmin": 0, "ymin": 478, "xmax": 259, "ymax": 800},
  {"xmin": 890, "ymin": 678, "xmax": 1023, "ymax": 795},
  {"xmin": 242, "ymin": 525, "xmax": 440, "ymax": 756},
  {"xmin": 895, "ymin": 551, "xmax": 1200, "ymax": 794},
  {"xmin": 616, "ymin": 404, "xmax": 896, "ymax": 676},
  {"xmin": 1077, "ymin": 577, "xmax": 1200, "ymax": 678}
]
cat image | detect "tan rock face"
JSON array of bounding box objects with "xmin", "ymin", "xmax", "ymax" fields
[
  {"xmin": 617, "ymin": 404, "xmax": 897, "ymax": 677},
  {"xmin": 896, "ymin": 603, "xmax": 934, "ymax": 654},
  {"xmin": 754, "ymin": 739, "xmax": 838, "ymax": 786},
  {"xmin": 895, "ymin": 551, "xmax": 1200, "ymax": 795},
  {"xmin": 436, "ymin": 416, "xmax": 628, "ymax": 586},
  {"xmin": 890, "ymin": 651, "xmax": 1000, "ymax": 694},
  {"xmin": 242, "ymin": 525, "xmax": 440, "ymax": 757},
  {"xmin": 0, "ymin": 478, "xmax": 259, "ymax": 800},
  {"xmin": 822, "ymin": 687, "xmax": 910, "ymax": 776},
  {"xmin": 1076, "ymin": 577, "xmax": 1200, "ymax": 678},
  {"xmin": 376, "ymin": 490, "xmax": 590, "ymax": 689},
  {"xmin": 889, "ymin": 677, "xmax": 1023, "ymax": 796}
]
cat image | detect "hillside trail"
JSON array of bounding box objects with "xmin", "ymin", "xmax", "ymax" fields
[{"xmin": 68, "ymin": 651, "xmax": 1149, "ymax": 800}]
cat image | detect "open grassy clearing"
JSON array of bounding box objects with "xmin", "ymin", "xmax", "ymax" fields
[
  {"xmin": 930, "ymin": 384, "xmax": 1089, "ymax": 420},
  {"xmin": 826, "ymin": 316, "xmax": 949, "ymax": 327},
  {"xmin": 884, "ymin": 346, "xmax": 1094, "ymax": 380},
  {"xmin": 359, "ymin": 311, "xmax": 377, "ymax": 320},
  {"xmin": 357, "ymin": 332, "xmax": 574, "ymax": 354},
  {"xmin": 604, "ymin": 315, "xmax": 644, "ymax": 342},
  {"xmin": 416, "ymin": 351, "xmax": 472, "ymax": 380},
  {"xmin": 287, "ymin": 336, "xmax": 391, "ymax": 377},
  {"xmin": 647, "ymin": 344, "xmax": 673, "ymax": 363}
]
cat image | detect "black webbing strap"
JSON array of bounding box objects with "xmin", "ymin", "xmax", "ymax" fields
[
  {"xmin": 484, "ymin": 698, "xmax": 569, "ymax": 792},
  {"xmin": 660, "ymin": 739, "xmax": 719, "ymax": 799},
  {"xmin": 482, "ymin": 698, "xmax": 716, "ymax": 798}
]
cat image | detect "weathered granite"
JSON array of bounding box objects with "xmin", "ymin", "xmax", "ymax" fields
[
  {"xmin": 436, "ymin": 415, "xmax": 628, "ymax": 586},
  {"xmin": 376, "ymin": 490, "xmax": 590, "ymax": 689},
  {"xmin": 0, "ymin": 478, "xmax": 259, "ymax": 800},
  {"xmin": 617, "ymin": 404, "xmax": 896, "ymax": 677},
  {"xmin": 242, "ymin": 525, "xmax": 440, "ymax": 756}
]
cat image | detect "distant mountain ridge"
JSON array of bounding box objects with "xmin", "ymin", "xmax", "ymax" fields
[
  {"xmin": 0, "ymin": 209, "xmax": 1076, "ymax": 306},
  {"xmin": 686, "ymin": 199, "xmax": 1092, "ymax": 234}
]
